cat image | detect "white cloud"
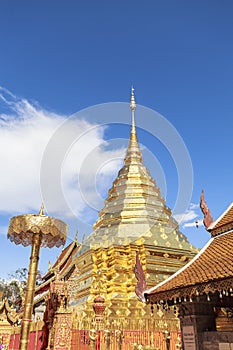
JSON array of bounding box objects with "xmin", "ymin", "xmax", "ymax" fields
[
  {"xmin": 189, "ymin": 203, "xmax": 199, "ymax": 210},
  {"xmin": 0, "ymin": 87, "xmax": 125, "ymax": 218},
  {"xmin": 174, "ymin": 203, "xmax": 203, "ymax": 229},
  {"xmin": 183, "ymin": 220, "xmax": 204, "ymax": 228},
  {"xmin": 61, "ymin": 140, "xmax": 125, "ymax": 220}
]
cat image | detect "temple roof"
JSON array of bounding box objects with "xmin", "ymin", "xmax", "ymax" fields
[
  {"xmin": 85, "ymin": 89, "xmax": 197, "ymax": 253},
  {"xmin": 208, "ymin": 202, "xmax": 233, "ymax": 236},
  {"xmin": 144, "ymin": 204, "xmax": 233, "ymax": 303},
  {"xmin": 42, "ymin": 240, "xmax": 79, "ymax": 280},
  {"xmin": 35, "ymin": 240, "xmax": 79, "ymax": 300}
]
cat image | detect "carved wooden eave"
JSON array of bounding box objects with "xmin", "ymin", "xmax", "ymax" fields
[
  {"xmin": 144, "ymin": 276, "xmax": 233, "ymax": 305},
  {"xmin": 144, "ymin": 228, "xmax": 233, "ymax": 305},
  {"xmin": 34, "ymin": 289, "xmax": 50, "ymax": 305}
]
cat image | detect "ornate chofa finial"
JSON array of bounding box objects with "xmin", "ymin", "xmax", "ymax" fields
[
  {"xmin": 200, "ymin": 189, "xmax": 213, "ymax": 230},
  {"xmin": 48, "ymin": 260, "xmax": 53, "ymax": 271},
  {"xmin": 134, "ymin": 251, "xmax": 147, "ymax": 302},
  {"xmin": 130, "ymin": 86, "xmax": 136, "ymax": 135},
  {"xmin": 39, "ymin": 203, "xmax": 45, "ymax": 216}
]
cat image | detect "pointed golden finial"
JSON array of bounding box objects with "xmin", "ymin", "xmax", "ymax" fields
[
  {"xmin": 129, "ymin": 86, "xmax": 136, "ymax": 136},
  {"xmin": 124, "ymin": 86, "xmax": 142, "ymax": 165},
  {"xmin": 39, "ymin": 203, "xmax": 45, "ymax": 216}
]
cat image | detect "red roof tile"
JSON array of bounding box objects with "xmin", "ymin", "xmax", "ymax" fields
[{"xmin": 42, "ymin": 241, "xmax": 78, "ymax": 279}]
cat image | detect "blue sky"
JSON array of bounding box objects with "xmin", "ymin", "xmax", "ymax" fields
[{"xmin": 0, "ymin": 1, "xmax": 233, "ymax": 279}]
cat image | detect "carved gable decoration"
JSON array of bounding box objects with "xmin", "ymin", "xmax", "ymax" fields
[{"xmin": 0, "ymin": 298, "xmax": 19, "ymax": 325}]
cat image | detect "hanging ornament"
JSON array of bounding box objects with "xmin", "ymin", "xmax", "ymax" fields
[{"xmin": 151, "ymin": 303, "xmax": 154, "ymax": 317}]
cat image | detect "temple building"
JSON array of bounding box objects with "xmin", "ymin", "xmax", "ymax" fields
[
  {"xmin": 1, "ymin": 89, "xmax": 199, "ymax": 350},
  {"xmin": 144, "ymin": 195, "xmax": 233, "ymax": 350}
]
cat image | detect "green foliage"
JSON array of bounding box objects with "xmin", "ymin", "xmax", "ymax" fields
[
  {"xmin": 0, "ymin": 267, "xmax": 43, "ymax": 310},
  {"xmin": 0, "ymin": 278, "xmax": 21, "ymax": 309},
  {"xmin": 8, "ymin": 268, "xmax": 28, "ymax": 289}
]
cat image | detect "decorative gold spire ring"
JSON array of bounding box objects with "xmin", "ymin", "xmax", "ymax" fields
[{"xmin": 130, "ymin": 86, "xmax": 136, "ymax": 112}]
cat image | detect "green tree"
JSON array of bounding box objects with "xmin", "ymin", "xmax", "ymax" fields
[
  {"xmin": 0, "ymin": 268, "xmax": 43, "ymax": 310},
  {"xmin": 0, "ymin": 278, "xmax": 21, "ymax": 309}
]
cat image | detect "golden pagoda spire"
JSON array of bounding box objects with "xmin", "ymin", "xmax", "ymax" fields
[
  {"xmin": 125, "ymin": 86, "xmax": 142, "ymax": 165},
  {"xmin": 90, "ymin": 89, "xmax": 196, "ymax": 253}
]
